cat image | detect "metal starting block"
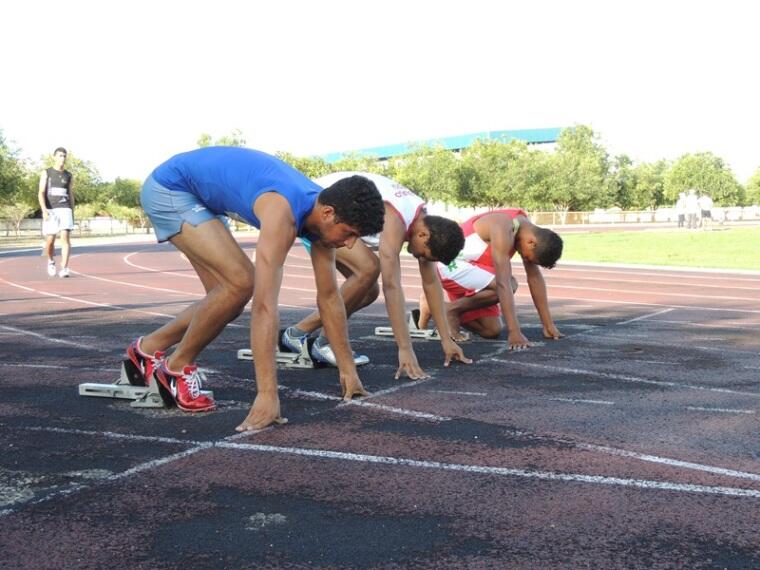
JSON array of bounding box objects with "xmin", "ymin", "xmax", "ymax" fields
[
  {"xmin": 78, "ymin": 360, "xmax": 214, "ymax": 408},
  {"xmin": 374, "ymin": 311, "xmax": 470, "ymax": 342},
  {"xmin": 237, "ymin": 336, "xmax": 317, "ymax": 369}
]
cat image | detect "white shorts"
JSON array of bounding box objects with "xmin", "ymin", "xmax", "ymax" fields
[
  {"xmin": 437, "ymin": 260, "xmax": 495, "ymax": 295},
  {"xmin": 42, "ymin": 208, "xmax": 75, "ymax": 235}
]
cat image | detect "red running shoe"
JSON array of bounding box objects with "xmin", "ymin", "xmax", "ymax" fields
[
  {"xmin": 153, "ymin": 362, "xmax": 216, "ymax": 413},
  {"xmin": 126, "ymin": 337, "xmax": 166, "ymax": 386}
]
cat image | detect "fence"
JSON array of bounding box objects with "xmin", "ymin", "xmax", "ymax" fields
[
  {"xmin": 2, "ymin": 206, "xmax": 760, "ymax": 239},
  {"xmin": 426, "ymin": 202, "xmax": 760, "ymax": 226}
]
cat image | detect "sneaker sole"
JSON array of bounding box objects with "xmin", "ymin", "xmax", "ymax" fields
[
  {"xmin": 152, "ymin": 371, "xmax": 179, "ymax": 408},
  {"xmin": 123, "ymin": 358, "xmax": 147, "ymax": 387}
]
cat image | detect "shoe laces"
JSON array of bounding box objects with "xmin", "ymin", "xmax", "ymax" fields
[{"xmin": 184, "ymin": 367, "xmax": 206, "ymax": 399}]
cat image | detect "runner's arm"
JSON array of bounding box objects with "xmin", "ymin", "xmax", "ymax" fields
[
  {"xmin": 250, "ymin": 195, "xmax": 295, "ymax": 401},
  {"xmin": 489, "ymin": 218, "xmax": 530, "ymax": 349},
  {"xmin": 38, "ymin": 171, "xmax": 48, "ymax": 217},
  {"xmin": 419, "ymin": 259, "xmax": 471, "ymax": 366},
  {"xmin": 311, "ymin": 240, "xmax": 368, "ymax": 398},
  {"xmin": 523, "ymin": 259, "xmax": 562, "ymax": 339},
  {"xmin": 379, "ymin": 210, "xmax": 428, "ymax": 379}
]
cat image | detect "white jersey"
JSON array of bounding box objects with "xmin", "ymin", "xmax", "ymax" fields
[{"xmin": 313, "ymin": 172, "xmax": 425, "ymax": 247}]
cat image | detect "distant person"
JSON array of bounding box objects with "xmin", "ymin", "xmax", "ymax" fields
[
  {"xmin": 675, "ymin": 192, "xmax": 686, "ymax": 228},
  {"xmin": 418, "ymin": 209, "xmax": 564, "ymax": 350},
  {"xmin": 698, "ymin": 192, "xmax": 714, "ymax": 229},
  {"xmin": 38, "ymin": 147, "xmax": 74, "ymax": 277},
  {"xmin": 127, "ymin": 147, "xmax": 385, "ymax": 431},
  {"xmin": 281, "ymin": 172, "xmax": 471, "ymax": 380},
  {"xmin": 685, "ymin": 189, "xmax": 700, "ymax": 229}
]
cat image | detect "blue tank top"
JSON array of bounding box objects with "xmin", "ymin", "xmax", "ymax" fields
[{"xmin": 151, "ymin": 146, "xmax": 320, "ymax": 236}]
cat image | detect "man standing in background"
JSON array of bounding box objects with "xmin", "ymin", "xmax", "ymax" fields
[
  {"xmin": 38, "ymin": 147, "xmax": 75, "ymax": 277},
  {"xmin": 685, "ymin": 189, "xmax": 700, "ymax": 230},
  {"xmin": 675, "ymin": 192, "xmax": 686, "ymax": 228},
  {"xmin": 698, "ymin": 192, "xmax": 714, "ymax": 229}
]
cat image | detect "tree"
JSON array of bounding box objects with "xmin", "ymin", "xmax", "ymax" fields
[
  {"xmin": 275, "ymin": 152, "xmax": 332, "ymax": 179},
  {"xmin": 391, "ymin": 144, "xmax": 461, "ymax": 203},
  {"xmin": 540, "ymin": 125, "xmax": 612, "ymax": 215},
  {"xmin": 664, "ymin": 152, "xmax": 744, "ymax": 205},
  {"xmin": 630, "ymin": 160, "xmax": 668, "ymax": 209},
  {"xmin": 197, "ymin": 129, "xmax": 246, "ymax": 148},
  {"xmin": 0, "ymin": 130, "xmax": 29, "ymax": 209},
  {"xmin": 608, "ymin": 154, "xmax": 636, "ymax": 209},
  {"xmin": 745, "ymin": 167, "xmax": 760, "ymax": 206}
]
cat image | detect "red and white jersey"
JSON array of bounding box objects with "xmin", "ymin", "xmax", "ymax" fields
[
  {"xmin": 454, "ymin": 208, "xmax": 527, "ymax": 269},
  {"xmin": 313, "ymin": 172, "xmax": 425, "ymax": 247}
]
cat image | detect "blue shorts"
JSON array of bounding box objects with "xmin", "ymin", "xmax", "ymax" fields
[
  {"xmin": 141, "ymin": 175, "xmax": 224, "ymax": 242},
  {"xmin": 299, "ymin": 236, "xmax": 313, "ymax": 254}
]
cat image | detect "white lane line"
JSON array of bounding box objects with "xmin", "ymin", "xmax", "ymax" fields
[
  {"xmin": 431, "ymin": 390, "xmax": 488, "ymax": 397},
  {"xmin": 653, "ymin": 319, "xmax": 760, "ymax": 331},
  {"xmin": 498, "ymin": 360, "xmax": 760, "ymax": 398},
  {"xmin": 550, "ymin": 274, "xmax": 760, "ymax": 292},
  {"xmin": 574, "ymin": 442, "xmax": 760, "ymax": 482},
  {"xmin": 543, "ymin": 295, "xmax": 760, "ymax": 315},
  {"xmin": 548, "ymin": 283, "xmax": 760, "ymax": 303},
  {"xmin": 557, "ymin": 261, "xmax": 760, "ymax": 279},
  {"xmin": 216, "ymin": 441, "xmax": 760, "ymax": 499},
  {"xmin": 73, "ymin": 267, "xmax": 198, "ymax": 296},
  {"xmin": 343, "ymin": 400, "xmax": 450, "ymax": 421},
  {"xmin": 278, "ymin": 386, "xmax": 449, "ymax": 421},
  {"xmin": 617, "ymin": 308, "xmax": 674, "ymax": 325},
  {"xmin": 687, "ymin": 406, "xmax": 756, "ymax": 415},
  {"xmin": 549, "ymin": 398, "xmax": 615, "ymax": 405},
  {"xmin": 0, "ymin": 362, "xmax": 116, "ymax": 372},
  {"xmin": 0, "ymin": 325, "xmax": 111, "ymax": 352}
]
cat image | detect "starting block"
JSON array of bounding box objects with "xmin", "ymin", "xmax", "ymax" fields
[
  {"xmin": 237, "ymin": 333, "xmax": 318, "ymax": 369},
  {"xmin": 78, "ymin": 360, "xmax": 213, "ymax": 408},
  {"xmin": 374, "ymin": 310, "xmax": 470, "ymax": 342}
]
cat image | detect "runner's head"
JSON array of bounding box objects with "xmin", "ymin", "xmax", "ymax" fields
[
  {"xmin": 314, "ymin": 175, "xmax": 385, "ymax": 248},
  {"xmin": 407, "ymin": 214, "xmax": 464, "ymax": 264},
  {"xmin": 519, "ymin": 225, "xmax": 563, "ymax": 269},
  {"xmin": 53, "ymin": 147, "xmax": 67, "ymax": 169}
]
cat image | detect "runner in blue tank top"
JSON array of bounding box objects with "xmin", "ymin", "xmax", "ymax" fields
[{"xmin": 129, "ymin": 147, "xmax": 385, "ymax": 431}]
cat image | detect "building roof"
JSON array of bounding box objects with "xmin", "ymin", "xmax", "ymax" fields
[{"xmin": 323, "ymin": 127, "xmax": 563, "ymax": 163}]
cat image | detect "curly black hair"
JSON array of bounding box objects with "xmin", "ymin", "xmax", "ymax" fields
[
  {"xmin": 318, "ymin": 175, "xmax": 385, "ymax": 236},
  {"xmin": 422, "ymin": 215, "xmax": 465, "ymax": 265},
  {"xmin": 533, "ymin": 227, "xmax": 563, "ymax": 269}
]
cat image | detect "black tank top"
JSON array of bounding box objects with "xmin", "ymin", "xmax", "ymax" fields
[{"xmin": 45, "ymin": 168, "xmax": 73, "ymax": 209}]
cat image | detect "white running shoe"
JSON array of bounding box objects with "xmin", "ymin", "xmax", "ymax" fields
[
  {"xmin": 310, "ymin": 341, "xmax": 370, "ymax": 367},
  {"xmin": 58, "ymin": 267, "xmax": 70, "ymax": 278},
  {"xmin": 47, "ymin": 261, "xmax": 56, "ymax": 277}
]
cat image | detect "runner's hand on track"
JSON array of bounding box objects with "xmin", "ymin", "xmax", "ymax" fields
[
  {"xmin": 236, "ymin": 392, "xmax": 287, "ymax": 431},
  {"xmin": 341, "ymin": 371, "xmax": 369, "ymax": 401},
  {"xmin": 543, "ymin": 325, "xmax": 564, "ymax": 340},
  {"xmin": 395, "ymin": 347, "xmax": 430, "ymax": 380},
  {"xmin": 507, "ymin": 331, "xmax": 532, "ymax": 351},
  {"xmin": 441, "ymin": 338, "xmax": 473, "ymax": 367}
]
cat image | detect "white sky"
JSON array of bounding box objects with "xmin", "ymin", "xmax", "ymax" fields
[{"xmin": 2, "ymin": 0, "xmax": 758, "ymax": 182}]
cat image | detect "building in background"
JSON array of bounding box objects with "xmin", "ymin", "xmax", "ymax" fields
[{"xmin": 322, "ymin": 127, "xmax": 563, "ymax": 163}]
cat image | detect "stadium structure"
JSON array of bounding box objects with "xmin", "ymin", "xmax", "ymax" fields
[{"xmin": 322, "ymin": 127, "xmax": 563, "ymax": 163}]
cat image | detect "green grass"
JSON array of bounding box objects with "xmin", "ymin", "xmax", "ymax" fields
[{"xmin": 560, "ymin": 227, "xmax": 760, "ymax": 270}]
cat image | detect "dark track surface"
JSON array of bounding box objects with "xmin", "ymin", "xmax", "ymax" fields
[{"xmin": 1, "ymin": 236, "xmax": 758, "ymax": 569}]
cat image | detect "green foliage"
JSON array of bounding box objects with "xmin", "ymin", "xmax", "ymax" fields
[
  {"xmin": 0, "ymin": 130, "xmax": 30, "ymax": 208},
  {"xmin": 542, "ymin": 125, "xmax": 612, "ymax": 211},
  {"xmin": 629, "ymin": 160, "xmax": 668, "ymax": 209},
  {"xmin": 457, "ymin": 140, "xmax": 545, "ymax": 208},
  {"xmin": 390, "ymin": 144, "xmax": 460, "ymax": 202},
  {"xmin": 107, "ymin": 177, "xmax": 142, "ymax": 208},
  {"xmin": 663, "ymin": 152, "xmax": 744, "ymax": 205},
  {"xmin": 330, "ymin": 153, "xmax": 386, "ymax": 173},
  {"xmin": 197, "ymin": 129, "xmax": 246, "ymax": 148},
  {"xmin": 745, "ymin": 167, "xmax": 760, "ymax": 205},
  {"xmin": 275, "ymin": 152, "xmax": 332, "ymax": 179}
]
